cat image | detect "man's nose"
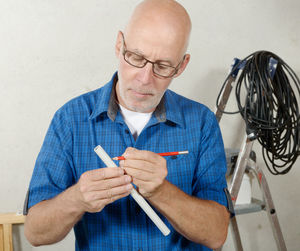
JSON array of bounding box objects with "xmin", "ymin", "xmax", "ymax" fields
[{"xmin": 138, "ymin": 62, "xmax": 154, "ymax": 84}]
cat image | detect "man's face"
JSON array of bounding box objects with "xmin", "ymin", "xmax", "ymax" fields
[{"xmin": 115, "ymin": 27, "xmax": 188, "ymax": 113}]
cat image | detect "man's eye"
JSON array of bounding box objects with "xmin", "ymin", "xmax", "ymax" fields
[
  {"xmin": 130, "ymin": 54, "xmax": 145, "ymax": 62},
  {"xmin": 157, "ymin": 64, "xmax": 170, "ymax": 70}
]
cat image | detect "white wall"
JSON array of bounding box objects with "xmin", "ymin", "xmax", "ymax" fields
[{"xmin": 1, "ymin": 0, "xmax": 299, "ymax": 250}]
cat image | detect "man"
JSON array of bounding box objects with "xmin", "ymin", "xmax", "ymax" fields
[{"xmin": 24, "ymin": 0, "xmax": 232, "ymax": 250}]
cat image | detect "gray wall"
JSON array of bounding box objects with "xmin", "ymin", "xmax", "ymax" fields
[{"xmin": 1, "ymin": 0, "xmax": 299, "ymax": 250}]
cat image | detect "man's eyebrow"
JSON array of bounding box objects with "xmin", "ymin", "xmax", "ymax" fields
[
  {"xmin": 155, "ymin": 59, "xmax": 173, "ymax": 66},
  {"xmin": 131, "ymin": 48, "xmax": 144, "ymax": 55},
  {"xmin": 130, "ymin": 48, "xmax": 174, "ymax": 66}
]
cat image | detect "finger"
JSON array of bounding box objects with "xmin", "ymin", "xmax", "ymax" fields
[
  {"xmin": 110, "ymin": 189, "xmax": 132, "ymax": 202},
  {"xmin": 90, "ymin": 175, "xmax": 132, "ymax": 191},
  {"xmin": 87, "ymin": 190, "xmax": 132, "ymax": 212},
  {"xmin": 123, "ymin": 148, "xmax": 160, "ymax": 163},
  {"xmin": 124, "ymin": 167, "xmax": 153, "ymax": 182},
  {"xmin": 103, "ymin": 190, "xmax": 132, "ymax": 205},
  {"xmin": 89, "ymin": 183, "xmax": 133, "ymax": 201},
  {"xmin": 84, "ymin": 167, "xmax": 124, "ymax": 181},
  {"xmin": 120, "ymin": 159, "xmax": 154, "ymax": 174}
]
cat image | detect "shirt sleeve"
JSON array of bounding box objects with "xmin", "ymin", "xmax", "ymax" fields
[
  {"xmin": 192, "ymin": 110, "xmax": 230, "ymax": 209},
  {"xmin": 26, "ymin": 106, "xmax": 75, "ymax": 210}
]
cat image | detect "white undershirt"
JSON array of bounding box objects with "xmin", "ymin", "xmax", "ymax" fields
[{"xmin": 119, "ymin": 105, "xmax": 153, "ymax": 140}]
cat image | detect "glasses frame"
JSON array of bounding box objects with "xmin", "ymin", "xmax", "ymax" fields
[{"xmin": 120, "ymin": 32, "xmax": 185, "ymax": 79}]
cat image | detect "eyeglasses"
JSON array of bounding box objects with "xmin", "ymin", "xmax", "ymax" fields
[{"xmin": 121, "ymin": 32, "xmax": 185, "ymax": 78}]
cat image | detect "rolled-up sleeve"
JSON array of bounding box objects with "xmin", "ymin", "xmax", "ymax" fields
[
  {"xmin": 27, "ymin": 106, "xmax": 75, "ymax": 209},
  {"xmin": 192, "ymin": 111, "xmax": 228, "ymax": 208}
]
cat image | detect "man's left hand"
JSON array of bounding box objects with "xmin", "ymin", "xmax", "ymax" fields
[{"xmin": 119, "ymin": 147, "xmax": 168, "ymax": 198}]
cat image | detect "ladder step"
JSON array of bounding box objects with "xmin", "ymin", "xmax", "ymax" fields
[{"xmin": 234, "ymin": 198, "xmax": 265, "ymax": 215}]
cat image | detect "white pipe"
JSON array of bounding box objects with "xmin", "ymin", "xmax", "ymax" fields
[{"xmin": 94, "ymin": 145, "xmax": 171, "ymax": 236}]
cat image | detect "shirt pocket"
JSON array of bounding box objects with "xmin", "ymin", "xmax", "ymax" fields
[{"xmin": 165, "ymin": 152, "xmax": 197, "ymax": 195}]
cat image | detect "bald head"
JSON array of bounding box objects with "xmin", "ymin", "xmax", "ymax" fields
[
  {"xmin": 124, "ymin": 0, "xmax": 192, "ymax": 56},
  {"xmin": 114, "ymin": 0, "xmax": 192, "ymax": 113}
]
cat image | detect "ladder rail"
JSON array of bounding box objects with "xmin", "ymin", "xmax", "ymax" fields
[
  {"xmin": 229, "ymin": 136, "xmax": 254, "ymax": 206},
  {"xmin": 248, "ymin": 160, "xmax": 287, "ymax": 251}
]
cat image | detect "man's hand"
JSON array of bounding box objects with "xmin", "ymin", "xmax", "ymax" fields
[
  {"xmin": 119, "ymin": 147, "xmax": 168, "ymax": 198},
  {"xmin": 74, "ymin": 167, "xmax": 133, "ymax": 213}
]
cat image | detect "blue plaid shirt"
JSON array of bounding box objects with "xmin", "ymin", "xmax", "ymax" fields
[{"xmin": 27, "ymin": 72, "xmax": 229, "ymax": 251}]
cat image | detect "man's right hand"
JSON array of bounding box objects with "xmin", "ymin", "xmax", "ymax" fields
[
  {"xmin": 25, "ymin": 167, "xmax": 132, "ymax": 246},
  {"xmin": 74, "ymin": 167, "xmax": 133, "ymax": 213}
]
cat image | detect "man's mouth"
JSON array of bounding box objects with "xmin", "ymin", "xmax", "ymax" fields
[{"xmin": 130, "ymin": 89, "xmax": 154, "ymax": 97}]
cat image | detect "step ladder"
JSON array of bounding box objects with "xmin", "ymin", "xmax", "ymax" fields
[{"xmin": 215, "ymin": 59, "xmax": 287, "ymax": 251}]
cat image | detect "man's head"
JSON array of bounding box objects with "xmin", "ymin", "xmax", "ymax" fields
[{"xmin": 115, "ymin": 0, "xmax": 191, "ymax": 113}]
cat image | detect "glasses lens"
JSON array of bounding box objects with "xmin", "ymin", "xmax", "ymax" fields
[
  {"xmin": 153, "ymin": 64, "xmax": 176, "ymax": 77},
  {"xmin": 124, "ymin": 51, "xmax": 146, "ymax": 67}
]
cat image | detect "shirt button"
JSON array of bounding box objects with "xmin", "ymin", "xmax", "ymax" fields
[{"xmin": 125, "ymin": 129, "xmax": 130, "ymax": 134}]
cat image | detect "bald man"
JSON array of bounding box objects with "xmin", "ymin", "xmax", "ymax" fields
[{"xmin": 24, "ymin": 1, "xmax": 232, "ymax": 250}]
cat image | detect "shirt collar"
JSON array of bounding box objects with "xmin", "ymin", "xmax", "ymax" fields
[
  {"xmin": 162, "ymin": 90, "xmax": 185, "ymax": 128},
  {"xmin": 89, "ymin": 72, "xmax": 118, "ymax": 121},
  {"xmin": 89, "ymin": 72, "xmax": 185, "ymax": 128}
]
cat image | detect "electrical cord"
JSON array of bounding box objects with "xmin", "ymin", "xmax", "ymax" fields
[{"xmin": 216, "ymin": 50, "xmax": 300, "ymax": 175}]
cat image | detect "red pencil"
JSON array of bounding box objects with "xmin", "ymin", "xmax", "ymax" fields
[{"xmin": 112, "ymin": 150, "xmax": 189, "ymax": 160}]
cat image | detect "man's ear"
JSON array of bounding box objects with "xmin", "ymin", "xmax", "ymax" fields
[
  {"xmin": 173, "ymin": 54, "xmax": 190, "ymax": 78},
  {"xmin": 115, "ymin": 31, "xmax": 123, "ymax": 58}
]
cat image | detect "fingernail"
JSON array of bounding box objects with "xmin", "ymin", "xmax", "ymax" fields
[
  {"xmin": 126, "ymin": 184, "xmax": 133, "ymax": 190},
  {"xmin": 125, "ymin": 175, "xmax": 131, "ymax": 182},
  {"xmin": 124, "ymin": 148, "xmax": 133, "ymax": 157},
  {"xmin": 119, "ymin": 160, "xmax": 124, "ymax": 166},
  {"xmin": 119, "ymin": 168, "xmax": 124, "ymax": 175}
]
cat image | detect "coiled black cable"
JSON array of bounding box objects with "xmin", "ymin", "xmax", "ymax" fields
[{"xmin": 216, "ymin": 51, "xmax": 300, "ymax": 175}]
